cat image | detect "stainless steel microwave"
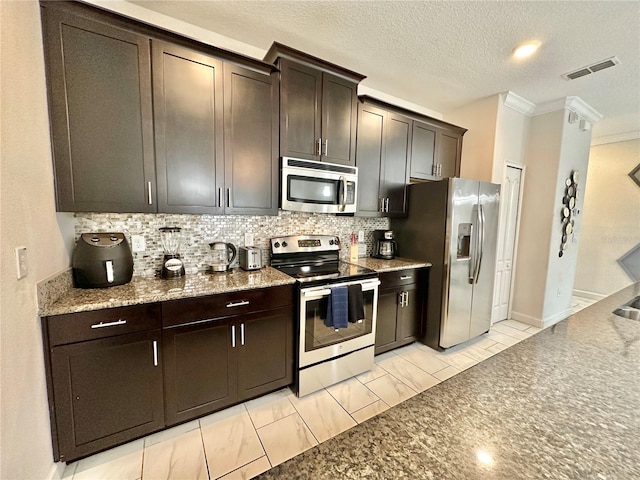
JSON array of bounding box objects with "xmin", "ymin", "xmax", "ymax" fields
[{"xmin": 281, "ymin": 157, "xmax": 358, "ymax": 214}]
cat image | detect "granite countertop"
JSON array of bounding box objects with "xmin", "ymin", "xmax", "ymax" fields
[
  {"xmin": 41, "ymin": 267, "xmax": 296, "ymax": 317},
  {"xmin": 351, "ymin": 256, "xmax": 431, "ymax": 272},
  {"xmin": 257, "ymin": 283, "xmax": 640, "ymax": 479}
]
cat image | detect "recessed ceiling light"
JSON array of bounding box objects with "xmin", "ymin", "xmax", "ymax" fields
[{"xmin": 512, "ymin": 41, "xmax": 541, "ymax": 58}]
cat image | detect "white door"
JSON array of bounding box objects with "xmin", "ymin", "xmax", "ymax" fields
[{"xmin": 492, "ymin": 165, "xmax": 523, "ymax": 323}]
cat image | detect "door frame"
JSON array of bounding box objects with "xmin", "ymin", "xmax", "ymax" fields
[{"xmin": 492, "ymin": 162, "xmax": 526, "ymax": 324}]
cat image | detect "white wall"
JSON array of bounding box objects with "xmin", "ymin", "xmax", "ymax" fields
[
  {"xmin": 493, "ymin": 94, "xmax": 531, "ymax": 180},
  {"xmin": 0, "ymin": 2, "xmax": 71, "ymax": 479},
  {"xmin": 445, "ymin": 95, "xmax": 499, "ymax": 182},
  {"xmin": 574, "ymin": 139, "xmax": 640, "ymax": 297}
]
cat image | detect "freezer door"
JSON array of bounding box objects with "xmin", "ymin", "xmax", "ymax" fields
[
  {"xmin": 441, "ymin": 178, "xmax": 478, "ymax": 348},
  {"xmin": 469, "ymin": 181, "xmax": 501, "ymax": 339}
]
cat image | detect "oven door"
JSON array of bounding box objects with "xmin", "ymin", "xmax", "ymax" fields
[{"xmin": 299, "ymin": 278, "xmax": 379, "ymax": 368}]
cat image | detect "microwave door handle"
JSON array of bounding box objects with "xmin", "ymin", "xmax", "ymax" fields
[{"xmin": 339, "ymin": 175, "xmax": 346, "ymax": 212}]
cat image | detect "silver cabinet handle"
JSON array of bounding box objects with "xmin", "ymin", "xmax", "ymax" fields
[
  {"xmin": 317, "ymin": 137, "xmax": 322, "ymax": 156},
  {"xmin": 91, "ymin": 319, "xmax": 127, "ymax": 329},
  {"xmin": 241, "ymin": 323, "xmax": 245, "ymax": 346},
  {"xmin": 227, "ymin": 188, "xmax": 231, "ymax": 208},
  {"xmin": 152, "ymin": 340, "xmax": 158, "ymax": 366},
  {"xmin": 439, "ymin": 164, "xmax": 442, "ymax": 176},
  {"xmin": 231, "ymin": 325, "xmax": 236, "ymax": 348},
  {"xmin": 384, "ymin": 197, "xmax": 389, "ymax": 212},
  {"xmin": 227, "ymin": 300, "xmax": 250, "ymax": 308},
  {"xmin": 404, "ymin": 291, "xmax": 409, "ymax": 307},
  {"xmin": 399, "ymin": 291, "xmax": 404, "ymax": 307},
  {"xmin": 400, "ymin": 275, "xmax": 412, "ymax": 280},
  {"xmin": 218, "ymin": 187, "xmax": 223, "ymax": 208},
  {"xmin": 147, "ymin": 181, "xmax": 153, "ymax": 205},
  {"xmin": 379, "ymin": 198, "xmax": 384, "ymax": 213},
  {"xmin": 324, "ymin": 139, "xmax": 328, "ymax": 156}
]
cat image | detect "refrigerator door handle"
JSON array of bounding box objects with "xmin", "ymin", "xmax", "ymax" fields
[{"xmin": 474, "ymin": 205, "xmax": 486, "ymax": 284}]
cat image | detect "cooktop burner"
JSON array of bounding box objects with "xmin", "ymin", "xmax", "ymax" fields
[{"xmin": 270, "ymin": 234, "xmax": 377, "ymax": 286}]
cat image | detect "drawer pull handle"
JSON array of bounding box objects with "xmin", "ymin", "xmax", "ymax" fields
[
  {"xmin": 400, "ymin": 275, "xmax": 412, "ymax": 280},
  {"xmin": 91, "ymin": 319, "xmax": 127, "ymax": 329},
  {"xmin": 152, "ymin": 340, "xmax": 158, "ymax": 367},
  {"xmin": 227, "ymin": 300, "xmax": 249, "ymax": 308}
]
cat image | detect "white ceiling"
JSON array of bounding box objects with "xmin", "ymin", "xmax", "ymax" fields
[{"xmin": 129, "ymin": 0, "xmax": 640, "ymax": 139}]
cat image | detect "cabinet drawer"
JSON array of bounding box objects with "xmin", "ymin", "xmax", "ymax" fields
[
  {"xmin": 379, "ymin": 269, "xmax": 420, "ymax": 289},
  {"xmin": 162, "ymin": 285, "xmax": 294, "ymax": 328},
  {"xmin": 47, "ymin": 303, "xmax": 161, "ymax": 347}
]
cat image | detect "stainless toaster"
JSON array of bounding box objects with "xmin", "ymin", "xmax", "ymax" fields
[{"xmin": 239, "ymin": 247, "xmax": 262, "ymax": 271}]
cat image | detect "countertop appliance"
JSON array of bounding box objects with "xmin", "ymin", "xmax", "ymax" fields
[
  {"xmin": 280, "ymin": 157, "xmax": 358, "ymax": 214},
  {"xmin": 391, "ymin": 178, "xmax": 500, "ymax": 350},
  {"xmin": 270, "ymin": 234, "xmax": 379, "ymax": 396},
  {"xmin": 159, "ymin": 227, "xmax": 185, "ymax": 279},
  {"xmin": 239, "ymin": 246, "xmax": 262, "ymax": 271},
  {"xmin": 208, "ymin": 242, "xmax": 237, "ymax": 272},
  {"xmin": 72, "ymin": 233, "xmax": 133, "ymax": 288},
  {"xmin": 372, "ymin": 230, "xmax": 398, "ymax": 259}
]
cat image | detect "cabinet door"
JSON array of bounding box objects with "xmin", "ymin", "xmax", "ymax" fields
[
  {"xmin": 374, "ymin": 289, "xmax": 400, "ymax": 355},
  {"xmin": 321, "ymin": 73, "xmax": 358, "ymax": 166},
  {"xmin": 398, "ymin": 284, "xmax": 421, "ymax": 343},
  {"xmin": 163, "ymin": 319, "xmax": 237, "ymax": 426},
  {"xmin": 152, "ymin": 41, "xmax": 224, "ymax": 214},
  {"xmin": 355, "ymin": 103, "xmax": 385, "ymax": 216},
  {"xmin": 437, "ymin": 131, "xmax": 462, "ymax": 178},
  {"xmin": 382, "ymin": 113, "xmax": 411, "ymax": 216},
  {"xmin": 237, "ymin": 307, "xmax": 294, "ymax": 401},
  {"xmin": 51, "ymin": 331, "xmax": 164, "ymax": 462},
  {"xmin": 224, "ymin": 64, "xmax": 279, "ymax": 215},
  {"xmin": 280, "ymin": 59, "xmax": 322, "ymax": 160},
  {"xmin": 41, "ymin": 7, "xmax": 156, "ymax": 212},
  {"xmin": 410, "ymin": 122, "xmax": 437, "ymax": 180}
]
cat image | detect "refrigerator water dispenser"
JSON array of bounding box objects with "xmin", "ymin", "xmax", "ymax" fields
[{"xmin": 457, "ymin": 223, "xmax": 472, "ymax": 260}]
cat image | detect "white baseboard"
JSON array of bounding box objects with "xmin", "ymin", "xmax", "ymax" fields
[
  {"xmin": 510, "ymin": 311, "xmax": 544, "ymax": 328},
  {"xmin": 572, "ymin": 289, "xmax": 607, "ymax": 301},
  {"xmin": 45, "ymin": 462, "xmax": 65, "ymax": 480},
  {"xmin": 541, "ymin": 307, "xmax": 573, "ymax": 329}
]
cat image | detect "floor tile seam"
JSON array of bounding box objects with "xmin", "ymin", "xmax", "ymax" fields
[
  {"xmin": 138, "ymin": 442, "xmax": 147, "ymax": 480},
  {"xmin": 244, "ymin": 394, "xmax": 297, "ymax": 433},
  {"xmin": 324, "ymin": 381, "xmax": 380, "ymax": 415},
  {"xmin": 197, "ymin": 425, "xmax": 212, "ymax": 480},
  {"xmin": 395, "ymin": 348, "xmax": 455, "ymax": 375},
  {"xmin": 350, "ymin": 398, "xmax": 391, "ymax": 421},
  {"xmin": 492, "ymin": 324, "xmax": 534, "ymax": 339},
  {"xmin": 241, "ymin": 401, "xmax": 276, "ymax": 474}
]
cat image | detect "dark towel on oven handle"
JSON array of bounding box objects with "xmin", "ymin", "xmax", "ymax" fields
[
  {"xmin": 325, "ymin": 286, "xmax": 349, "ymax": 329},
  {"xmin": 347, "ymin": 284, "xmax": 365, "ymax": 323}
]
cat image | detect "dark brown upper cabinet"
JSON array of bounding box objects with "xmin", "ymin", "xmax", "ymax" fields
[
  {"xmin": 264, "ymin": 43, "xmax": 365, "ymax": 166},
  {"xmin": 355, "ymin": 100, "xmax": 412, "ymax": 217},
  {"xmin": 411, "ymin": 120, "xmax": 466, "ymax": 181},
  {"xmin": 40, "ymin": 1, "xmax": 278, "ymax": 215},
  {"xmin": 41, "ymin": 4, "xmax": 156, "ymax": 213}
]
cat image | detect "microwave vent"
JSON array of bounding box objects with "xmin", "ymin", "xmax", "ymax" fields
[{"xmin": 562, "ymin": 56, "xmax": 620, "ymax": 81}]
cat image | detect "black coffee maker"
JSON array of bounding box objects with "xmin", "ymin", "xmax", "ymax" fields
[{"xmin": 372, "ymin": 230, "xmax": 398, "ymax": 259}]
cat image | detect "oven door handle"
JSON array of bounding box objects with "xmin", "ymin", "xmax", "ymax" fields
[{"xmin": 302, "ymin": 280, "xmax": 380, "ymax": 297}]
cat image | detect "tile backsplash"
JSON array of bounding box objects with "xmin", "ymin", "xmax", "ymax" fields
[{"xmin": 74, "ymin": 211, "xmax": 389, "ymax": 277}]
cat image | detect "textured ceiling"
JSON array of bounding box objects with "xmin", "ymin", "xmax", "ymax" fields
[{"xmin": 129, "ymin": 0, "xmax": 640, "ymax": 139}]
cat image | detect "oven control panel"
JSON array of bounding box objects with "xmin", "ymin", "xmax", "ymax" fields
[{"xmin": 270, "ymin": 235, "xmax": 340, "ymax": 254}]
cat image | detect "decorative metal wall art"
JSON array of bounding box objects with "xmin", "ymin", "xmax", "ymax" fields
[{"xmin": 559, "ymin": 170, "xmax": 579, "ymax": 258}]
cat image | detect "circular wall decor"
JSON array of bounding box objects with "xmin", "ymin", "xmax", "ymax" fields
[{"xmin": 559, "ymin": 170, "xmax": 579, "ymax": 258}]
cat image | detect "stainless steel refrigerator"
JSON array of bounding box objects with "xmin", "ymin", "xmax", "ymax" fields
[{"xmin": 391, "ymin": 178, "xmax": 500, "ymax": 350}]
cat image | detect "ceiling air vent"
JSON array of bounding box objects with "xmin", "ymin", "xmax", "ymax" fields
[{"xmin": 562, "ymin": 56, "xmax": 620, "ymax": 80}]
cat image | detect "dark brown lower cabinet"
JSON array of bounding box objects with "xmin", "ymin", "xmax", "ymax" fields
[
  {"xmin": 50, "ymin": 330, "xmax": 164, "ymax": 462},
  {"xmin": 375, "ymin": 269, "xmax": 427, "ymax": 355},
  {"xmin": 162, "ymin": 288, "xmax": 294, "ymax": 426}
]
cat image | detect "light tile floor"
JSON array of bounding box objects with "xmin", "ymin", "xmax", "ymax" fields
[
  {"xmin": 572, "ymin": 294, "xmax": 599, "ymax": 314},
  {"xmin": 61, "ymin": 319, "xmax": 548, "ymax": 480}
]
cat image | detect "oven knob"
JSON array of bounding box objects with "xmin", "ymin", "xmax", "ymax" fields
[
  {"xmin": 273, "ymin": 242, "xmax": 280, "ymax": 248},
  {"xmin": 334, "ymin": 237, "xmax": 340, "ymax": 245},
  {"xmin": 329, "ymin": 239, "xmax": 334, "ymax": 245},
  {"xmin": 282, "ymin": 241, "xmax": 288, "ymax": 247}
]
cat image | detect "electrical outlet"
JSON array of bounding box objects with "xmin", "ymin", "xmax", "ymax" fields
[
  {"xmin": 358, "ymin": 230, "xmax": 365, "ymax": 242},
  {"xmin": 244, "ymin": 233, "xmax": 254, "ymax": 247},
  {"xmin": 131, "ymin": 235, "xmax": 146, "ymax": 253},
  {"xmin": 15, "ymin": 246, "xmax": 28, "ymax": 280}
]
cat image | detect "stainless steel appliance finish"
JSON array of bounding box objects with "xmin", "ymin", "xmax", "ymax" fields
[
  {"xmin": 72, "ymin": 233, "xmax": 134, "ymax": 288},
  {"xmin": 280, "ymin": 157, "xmax": 358, "ymax": 214},
  {"xmin": 270, "ymin": 234, "xmax": 379, "ymax": 396},
  {"xmin": 392, "ymin": 178, "xmax": 500, "ymax": 349},
  {"xmin": 372, "ymin": 229, "xmax": 398, "ymax": 259},
  {"xmin": 239, "ymin": 246, "xmax": 262, "ymax": 271}
]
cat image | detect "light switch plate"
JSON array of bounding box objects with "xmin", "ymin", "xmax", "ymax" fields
[{"xmin": 15, "ymin": 246, "xmax": 28, "ymax": 280}]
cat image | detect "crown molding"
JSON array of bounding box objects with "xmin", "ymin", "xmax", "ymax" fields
[
  {"xmin": 502, "ymin": 91, "xmax": 536, "ymax": 116},
  {"xmin": 534, "ymin": 96, "xmax": 603, "ymax": 123},
  {"xmin": 591, "ymin": 130, "xmax": 640, "ymax": 146}
]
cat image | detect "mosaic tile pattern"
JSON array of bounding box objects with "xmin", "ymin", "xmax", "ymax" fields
[{"xmin": 74, "ymin": 211, "xmax": 389, "ymax": 277}]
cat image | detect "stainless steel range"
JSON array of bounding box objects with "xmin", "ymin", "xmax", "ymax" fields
[{"xmin": 270, "ymin": 235, "xmax": 380, "ymax": 397}]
